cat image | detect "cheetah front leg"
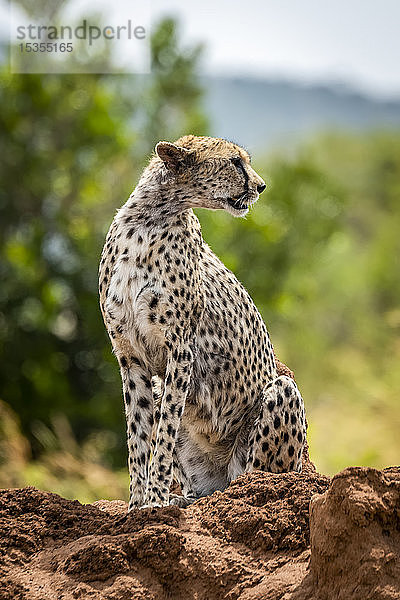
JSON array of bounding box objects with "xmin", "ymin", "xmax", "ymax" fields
[
  {"xmin": 143, "ymin": 342, "xmax": 194, "ymax": 507},
  {"xmin": 119, "ymin": 358, "xmax": 154, "ymax": 510},
  {"xmin": 246, "ymin": 375, "xmax": 306, "ymax": 473}
]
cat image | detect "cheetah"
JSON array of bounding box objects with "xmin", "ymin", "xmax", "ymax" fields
[{"xmin": 99, "ymin": 135, "xmax": 306, "ymax": 509}]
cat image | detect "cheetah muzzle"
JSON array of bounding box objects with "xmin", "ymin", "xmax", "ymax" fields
[
  {"xmin": 228, "ymin": 192, "xmax": 250, "ymax": 211},
  {"xmin": 99, "ymin": 134, "xmax": 307, "ymax": 510}
]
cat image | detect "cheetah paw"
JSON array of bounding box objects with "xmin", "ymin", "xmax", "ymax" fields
[
  {"xmin": 139, "ymin": 502, "xmax": 163, "ymax": 510},
  {"xmin": 169, "ymin": 494, "xmax": 199, "ymax": 507}
]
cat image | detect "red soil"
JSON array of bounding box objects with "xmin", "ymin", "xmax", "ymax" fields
[{"xmin": 1, "ymin": 459, "xmax": 399, "ymax": 599}]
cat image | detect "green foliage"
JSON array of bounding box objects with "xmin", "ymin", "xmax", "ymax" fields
[
  {"xmin": 145, "ymin": 18, "xmax": 207, "ymax": 146},
  {"xmin": 0, "ymin": 399, "xmax": 128, "ymax": 502},
  {"xmin": 0, "ymin": 72, "xmax": 132, "ymax": 437}
]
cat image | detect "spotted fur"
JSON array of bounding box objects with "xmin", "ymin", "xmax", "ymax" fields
[{"xmin": 99, "ymin": 135, "xmax": 306, "ymax": 509}]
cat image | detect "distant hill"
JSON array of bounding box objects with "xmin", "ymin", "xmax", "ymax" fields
[{"xmin": 203, "ymin": 76, "xmax": 400, "ymax": 151}]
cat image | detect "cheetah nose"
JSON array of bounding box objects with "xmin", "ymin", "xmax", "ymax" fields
[{"xmin": 257, "ymin": 183, "xmax": 266, "ymax": 194}]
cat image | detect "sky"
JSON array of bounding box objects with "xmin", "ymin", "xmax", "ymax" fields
[
  {"xmin": 2, "ymin": 0, "xmax": 400, "ymax": 98},
  {"xmin": 152, "ymin": 0, "xmax": 400, "ymax": 99}
]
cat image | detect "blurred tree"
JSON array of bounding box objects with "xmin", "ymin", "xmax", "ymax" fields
[
  {"xmin": 0, "ymin": 18, "xmax": 208, "ymax": 465},
  {"xmin": 144, "ymin": 18, "xmax": 207, "ymax": 148}
]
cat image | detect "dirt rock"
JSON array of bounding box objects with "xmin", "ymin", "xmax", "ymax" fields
[
  {"xmin": 306, "ymin": 466, "xmax": 400, "ymax": 600},
  {"xmin": 0, "ymin": 466, "xmax": 399, "ymax": 600}
]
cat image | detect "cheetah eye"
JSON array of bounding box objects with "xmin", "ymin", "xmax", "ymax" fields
[{"xmin": 231, "ymin": 157, "xmax": 245, "ymax": 175}]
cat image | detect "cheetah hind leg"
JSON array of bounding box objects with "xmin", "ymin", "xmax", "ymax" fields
[{"xmin": 246, "ymin": 375, "xmax": 306, "ymax": 473}]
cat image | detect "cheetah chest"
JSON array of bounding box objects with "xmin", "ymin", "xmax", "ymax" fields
[{"xmin": 104, "ymin": 230, "xmax": 167, "ymax": 368}]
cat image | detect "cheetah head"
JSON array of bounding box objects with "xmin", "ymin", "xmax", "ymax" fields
[{"xmin": 154, "ymin": 135, "xmax": 267, "ymax": 217}]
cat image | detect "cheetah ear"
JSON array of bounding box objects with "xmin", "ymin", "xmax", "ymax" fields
[{"xmin": 155, "ymin": 141, "xmax": 191, "ymax": 172}]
